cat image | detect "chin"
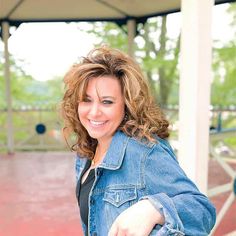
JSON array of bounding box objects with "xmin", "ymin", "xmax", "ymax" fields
[{"xmin": 88, "ymin": 132, "xmax": 105, "ymax": 140}]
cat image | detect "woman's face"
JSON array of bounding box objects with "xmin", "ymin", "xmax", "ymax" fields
[{"xmin": 78, "ymin": 76, "xmax": 125, "ymax": 146}]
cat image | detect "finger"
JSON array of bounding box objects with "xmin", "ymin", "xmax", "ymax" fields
[
  {"xmin": 108, "ymin": 222, "xmax": 118, "ymax": 236},
  {"xmin": 117, "ymin": 229, "xmax": 126, "ymax": 236}
]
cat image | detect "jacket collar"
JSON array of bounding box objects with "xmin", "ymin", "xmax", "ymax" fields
[{"xmin": 99, "ymin": 130, "xmax": 129, "ymax": 170}]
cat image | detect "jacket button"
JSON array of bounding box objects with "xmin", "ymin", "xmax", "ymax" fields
[
  {"xmin": 97, "ymin": 169, "xmax": 103, "ymax": 176},
  {"xmin": 90, "ymin": 198, "xmax": 95, "ymax": 205}
]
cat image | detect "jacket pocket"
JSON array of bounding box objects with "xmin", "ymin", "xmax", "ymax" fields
[
  {"xmin": 103, "ymin": 185, "xmax": 137, "ymax": 207},
  {"xmin": 103, "ymin": 185, "xmax": 138, "ymax": 229}
]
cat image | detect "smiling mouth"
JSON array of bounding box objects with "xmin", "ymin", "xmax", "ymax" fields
[{"xmin": 89, "ymin": 120, "xmax": 107, "ymax": 126}]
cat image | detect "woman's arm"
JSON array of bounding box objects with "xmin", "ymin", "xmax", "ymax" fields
[
  {"xmin": 140, "ymin": 139, "xmax": 216, "ymax": 235},
  {"xmin": 108, "ymin": 139, "xmax": 216, "ymax": 236},
  {"xmin": 108, "ymin": 199, "xmax": 164, "ymax": 236}
]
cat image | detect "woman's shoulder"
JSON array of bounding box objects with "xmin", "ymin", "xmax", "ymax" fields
[
  {"xmin": 150, "ymin": 137, "xmax": 179, "ymax": 163},
  {"xmin": 116, "ymin": 130, "xmax": 166, "ymax": 149},
  {"xmin": 128, "ymin": 134, "xmax": 177, "ymax": 161},
  {"xmin": 128, "ymin": 133, "xmax": 171, "ymax": 151}
]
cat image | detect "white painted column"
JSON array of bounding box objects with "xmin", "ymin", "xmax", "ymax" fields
[
  {"xmin": 127, "ymin": 19, "xmax": 136, "ymax": 57},
  {"xmin": 178, "ymin": 0, "xmax": 213, "ymax": 194},
  {"xmin": 3, "ymin": 21, "xmax": 14, "ymax": 153}
]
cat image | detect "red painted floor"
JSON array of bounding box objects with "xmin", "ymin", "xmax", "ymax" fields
[
  {"xmin": 208, "ymin": 160, "xmax": 236, "ymax": 236},
  {"xmin": 0, "ymin": 152, "xmax": 235, "ymax": 236},
  {"xmin": 0, "ymin": 152, "xmax": 83, "ymax": 236}
]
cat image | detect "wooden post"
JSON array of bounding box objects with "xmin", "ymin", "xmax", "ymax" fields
[
  {"xmin": 127, "ymin": 19, "xmax": 136, "ymax": 57},
  {"xmin": 3, "ymin": 21, "xmax": 14, "ymax": 153}
]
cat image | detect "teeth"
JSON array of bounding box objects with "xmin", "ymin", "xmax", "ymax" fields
[{"xmin": 90, "ymin": 120, "xmax": 106, "ymax": 125}]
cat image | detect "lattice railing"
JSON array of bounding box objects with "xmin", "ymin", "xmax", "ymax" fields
[
  {"xmin": 0, "ymin": 108, "xmax": 67, "ymax": 151},
  {"xmin": 209, "ymin": 129, "xmax": 236, "ymax": 235}
]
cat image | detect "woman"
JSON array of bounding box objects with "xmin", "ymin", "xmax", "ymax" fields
[{"xmin": 61, "ymin": 46, "xmax": 216, "ymax": 236}]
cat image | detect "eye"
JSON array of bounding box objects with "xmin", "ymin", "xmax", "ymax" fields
[
  {"xmin": 82, "ymin": 97, "xmax": 91, "ymax": 103},
  {"xmin": 102, "ymin": 100, "xmax": 113, "ymax": 105}
]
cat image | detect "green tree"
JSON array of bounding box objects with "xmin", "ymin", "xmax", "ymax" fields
[
  {"xmin": 0, "ymin": 51, "xmax": 63, "ymax": 109},
  {"xmin": 135, "ymin": 17, "xmax": 180, "ymax": 106},
  {"xmin": 83, "ymin": 22, "xmax": 128, "ymax": 51},
  {"xmin": 211, "ymin": 2, "xmax": 236, "ymax": 107},
  {"xmin": 212, "ymin": 42, "xmax": 236, "ymax": 106},
  {"xmin": 0, "ymin": 54, "xmax": 34, "ymax": 108}
]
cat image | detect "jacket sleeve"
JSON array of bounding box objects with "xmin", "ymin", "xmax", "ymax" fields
[{"xmin": 140, "ymin": 139, "xmax": 216, "ymax": 236}]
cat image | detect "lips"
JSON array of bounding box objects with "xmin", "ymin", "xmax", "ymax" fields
[{"xmin": 89, "ymin": 120, "xmax": 107, "ymax": 126}]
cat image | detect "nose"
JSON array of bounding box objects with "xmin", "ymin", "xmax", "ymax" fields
[{"xmin": 89, "ymin": 102, "xmax": 102, "ymax": 117}]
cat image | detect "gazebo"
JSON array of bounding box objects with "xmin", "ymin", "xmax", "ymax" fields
[{"xmin": 1, "ymin": 1, "xmax": 235, "ymax": 233}]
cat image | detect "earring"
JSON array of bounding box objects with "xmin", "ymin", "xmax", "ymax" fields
[{"xmin": 124, "ymin": 113, "xmax": 128, "ymax": 122}]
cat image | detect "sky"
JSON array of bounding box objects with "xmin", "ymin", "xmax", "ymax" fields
[
  {"xmin": 1, "ymin": 3, "xmax": 235, "ymax": 81},
  {"xmin": 7, "ymin": 22, "xmax": 96, "ymax": 81}
]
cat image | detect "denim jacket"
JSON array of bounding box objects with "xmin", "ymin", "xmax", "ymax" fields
[{"xmin": 75, "ymin": 131, "xmax": 216, "ymax": 236}]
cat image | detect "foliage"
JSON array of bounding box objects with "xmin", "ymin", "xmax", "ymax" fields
[
  {"xmin": 135, "ymin": 17, "xmax": 180, "ymax": 106},
  {"xmin": 0, "ymin": 55, "xmax": 63, "ymax": 109},
  {"xmin": 212, "ymin": 41, "xmax": 236, "ymax": 106},
  {"xmin": 227, "ymin": 1, "xmax": 236, "ymax": 27},
  {"xmin": 84, "ymin": 22, "xmax": 128, "ymax": 52},
  {"xmin": 211, "ymin": 2, "xmax": 236, "ymax": 107}
]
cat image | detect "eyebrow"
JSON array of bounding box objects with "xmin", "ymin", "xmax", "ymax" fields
[
  {"xmin": 101, "ymin": 96, "xmax": 116, "ymax": 100},
  {"xmin": 85, "ymin": 94, "xmax": 116, "ymax": 100}
]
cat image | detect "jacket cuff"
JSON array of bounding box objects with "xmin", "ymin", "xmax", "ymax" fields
[{"xmin": 140, "ymin": 193, "xmax": 185, "ymax": 235}]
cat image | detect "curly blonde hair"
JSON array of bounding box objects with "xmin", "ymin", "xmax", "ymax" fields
[{"xmin": 60, "ymin": 46, "xmax": 169, "ymax": 159}]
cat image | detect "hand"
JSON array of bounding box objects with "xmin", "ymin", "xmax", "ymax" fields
[{"xmin": 108, "ymin": 199, "xmax": 165, "ymax": 236}]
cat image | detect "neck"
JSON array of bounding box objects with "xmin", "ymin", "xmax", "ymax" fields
[
  {"xmin": 96, "ymin": 145, "xmax": 108, "ymax": 155},
  {"xmin": 97, "ymin": 138, "xmax": 112, "ymax": 155},
  {"xmin": 91, "ymin": 143, "xmax": 108, "ymax": 167}
]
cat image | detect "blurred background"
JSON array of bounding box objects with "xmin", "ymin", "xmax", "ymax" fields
[{"xmin": 0, "ymin": 3, "xmax": 236, "ymax": 152}]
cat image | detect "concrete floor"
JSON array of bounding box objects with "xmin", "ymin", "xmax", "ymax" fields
[{"xmin": 0, "ymin": 152, "xmax": 235, "ymax": 236}]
